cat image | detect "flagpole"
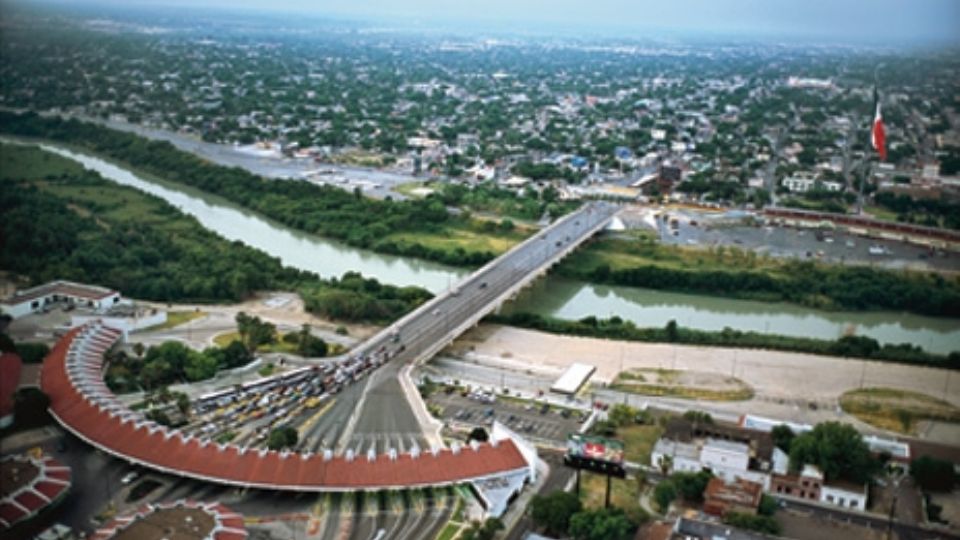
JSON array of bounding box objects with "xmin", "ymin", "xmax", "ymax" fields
[{"xmin": 856, "ymin": 64, "xmax": 883, "ymax": 215}]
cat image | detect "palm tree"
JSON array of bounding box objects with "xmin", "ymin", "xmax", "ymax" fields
[{"xmin": 658, "ymin": 454, "xmax": 674, "ymax": 476}]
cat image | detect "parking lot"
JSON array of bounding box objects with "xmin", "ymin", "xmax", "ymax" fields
[
  {"xmin": 428, "ymin": 390, "xmax": 587, "ymax": 444},
  {"xmin": 655, "ymin": 209, "xmax": 959, "ymax": 272}
]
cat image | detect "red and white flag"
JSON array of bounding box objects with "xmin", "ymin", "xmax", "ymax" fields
[{"xmin": 872, "ymin": 86, "xmax": 886, "ymax": 161}]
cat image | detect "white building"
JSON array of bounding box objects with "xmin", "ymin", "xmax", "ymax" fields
[
  {"xmin": 499, "ymin": 175, "xmax": 531, "ymax": 189},
  {"xmin": 651, "ymin": 438, "xmax": 700, "ymax": 474},
  {"xmin": 1, "ymin": 281, "xmax": 121, "ymax": 319},
  {"xmin": 781, "ymin": 172, "xmax": 842, "ymax": 193},
  {"xmin": 700, "ymin": 439, "xmax": 772, "ymax": 490},
  {"xmin": 821, "ymin": 481, "xmax": 868, "ymax": 511}
]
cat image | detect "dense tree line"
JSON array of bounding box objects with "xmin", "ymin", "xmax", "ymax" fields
[
  {"xmin": 0, "ymin": 145, "xmax": 431, "ymax": 323},
  {"xmin": 437, "ymin": 181, "xmax": 578, "ymax": 222},
  {"xmin": 530, "ymin": 492, "xmax": 635, "ymax": 540},
  {"xmin": 0, "ymin": 112, "xmax": 519, "ymax": 267},
  {"xmin": 302, "ymin": 271, "xmax": 432, "ymax": 322},
  {"xmin": 1, "ymin": 180, "xmax": 298, "ymax": 303},
  {"xmin": 874, "ymin": 191, "xmax": 960, "ymax": 230},
  {"xmin": 488, "ymin": 313, "xmax": 959, "ymax": 369},
  {"xmin": 566, "ymin": 257, "xmax": 960, "ymax": 318}
]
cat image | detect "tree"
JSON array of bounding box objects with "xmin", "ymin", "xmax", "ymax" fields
[
  {"xmin": 607, "ymin": 404, "xmax": 638, "ymax": 427},
  {"xmin": 267, "ymin": 426, "xmax": 299, "ymax": 451},
  {"xmin": 653, "ymin": 481, "xmax": 677, "ymax": 512},
  {"xmin": 771, "ymin": 424, "xmax": 795, "ymax": 452},
  {"xmin": 297, "ymin": 324, "xmax": 328, "ymax": 357},
  {"xmin": 235, "ymin": 312, "xmax": 276, "ymax": 352},
  {"xmin": 682, "ymin": 410, "xmax": 713, "ymax": 425},
  {"xmin": 665, "ymin": 319, "xmax": 679, "ymax": 342},
  {"xmin": 758, "ymin": 494, "xmax": 778, "ymax": 517},
  {"xmin": 568, "ymin": 508, "xmax": 634, "ymax": 540},
  {"xmin": 132, "ymin": 342, "xmax": 145, "ymax": 359},
  {"xmin": 175, "ymin": 392, "xmax": 191, "ymax": 415},
  {"xmin": 723, "ymin": 512, "xmax": 781, "ymax": 535},
  {"xmin": 461, "ymin": 518, "xmax": 503, "ymax": 540},
  {"xmin": 910, "ymin": 456, "xmax": 956, "ymax": 492},
  {"xmin": 672, "ymin": 471, "xmax": 712, "ymax": 502},
  {"xmin": 531, "ymin": 491, "xmax": 582, "ymax": 536},
  {"xmin": 657, "ymin": 454, "xmax": 673, "ymax": 476},
  {"xmin": 789, "ymin": 422, "xmax": 878, "ymax": 484},
  {"xmin": 468, "ymin": 427, "xmax": 489, "ymax": 443},
  {"xmin": 184, "ymin": 352, "xmax": 217, "ymax": 381}
]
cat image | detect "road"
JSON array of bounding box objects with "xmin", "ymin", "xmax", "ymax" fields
[
  {"xmin": 776, "ymin": 496, "xmax": 960, "ymax": 540},
  {"xmin": 339, "ymin": 202, "xmax": 619, "ymax": 449}
]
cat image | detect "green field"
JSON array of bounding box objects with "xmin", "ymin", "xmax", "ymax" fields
[
  {"xmin": 579, "ymin": 471, "xmax": 647, "ymax": 524},
  {"xmin": 386, "ymin": 225, "xmax": 523, "ymax": 257},
  {"xmin": 0, "ymin": 143, "xmax": 85, "ymax": 179},
  {"xmin": 619, "ymin": 423, "xmax": 665, "ymax": 465},
  {"xmin": 142, "ymin": 310, "xmax": 207, "ymax": 331},
  {"xmin": 564, "ymin": 235, "xmax": 784, "ymax": 276}
]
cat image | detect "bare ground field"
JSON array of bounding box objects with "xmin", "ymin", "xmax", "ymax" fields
[
  {"xmin": 456, "ymin": 324, "xmax": 959, "ymax": 407},
  {"xmin": 451, "ymin": 325, "xmax": 960, "ymax": 441}
]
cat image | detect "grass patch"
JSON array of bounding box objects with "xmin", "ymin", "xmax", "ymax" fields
[
  {"xmin": 612, "ymin": 369, "xmax": 754, "ymax": 402},
  {"xmin": 840, "ymin": 387, "xmax": 960, "ymax": 435},
  {"xmin": 214, "ymin": 431, "xmax": 237, "ymax": 444},
  {"xmin": 863, "ymin": 205, "xmax": 901, "ymax": 223},
  {"xmin": 611, "ymin": 382, "xmax": 754, "ymax": 402},
  {"xmin": 619, "ymin": 423, "xmax": 665, "ymax": 465},
  {"xmin": 394, "ymin": 181, "xmax": 433, "ymax": 198},
  {"xmin": 579, "ymin": 471, "xmax": 646, "ymax": 524},
  {"xmin": 142, "ymin": 310, "xmax": 206, "ymax": 331},
  {"xmin": 386, "ymin": 224, "xmax": 523, "ymax": 258},
  {"xmin": 258, "ymin": 363, "xmax": 276, "ymax": 377},
  {"xmin": 566, "ymin": 236, "xmax": 783, "ymax": 276},
  {"xmin": 435, "ymin": 522, "xmax": 461, "ymax": 540},
  {"xmin": 214, "ymin": 331, "xmax": 242, "ymax": 348},
  {"xmin": 0, "ymin": 143, "xmax": 86, "ymax": 179},
  {"xmin": 213, "ymin": 330, "xmax": 303, "ymax": 355}
]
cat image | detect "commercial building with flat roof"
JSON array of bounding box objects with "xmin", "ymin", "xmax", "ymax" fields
[{"xmin": 550, "ymin": 363, "xmax": 595, "ymax": 395}]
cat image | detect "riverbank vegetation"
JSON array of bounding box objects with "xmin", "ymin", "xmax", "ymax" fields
[
  {"xmin": 562, "ymin": 235, "xmax": 960, "ymax": 318},
  {"xmin": 487, "ymin": 313, "xmax": 959, "ymax": 369},
  {"xmin": 0, "ymin": 112, "xmax": 525, "ymax": 266},
  {"xmin": 4, "ymin": 113, "xmax": 957, "ymax": 320},
  {"xmin": 0, "ymin": 142, "xmax": 430, "ymax": 322}
]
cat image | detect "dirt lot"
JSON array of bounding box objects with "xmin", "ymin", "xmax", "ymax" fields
[
  {"xmin": 453, "ymin": 324, "xmax": 960, "ymax": 440},
  {"xmin": 458, "ymin": 325, "xmax": 959, "ymax": 407},
  {"xmin": 777, "ymin": 508, "xmax": 888, "ymax": 540}
]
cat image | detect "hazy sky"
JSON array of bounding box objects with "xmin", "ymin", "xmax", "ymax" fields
[{"xmin": 46, "ymin": 0, "xmax": 960, "ymax": 44}]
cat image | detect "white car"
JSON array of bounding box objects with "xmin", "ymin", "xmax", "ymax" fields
[{"xmin": 121, "ymin": 472, "xmax": 139, "ymax": 485}]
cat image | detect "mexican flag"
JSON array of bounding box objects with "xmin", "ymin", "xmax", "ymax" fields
[{"xmin": 872, "ymin": 86, "xmax": 887, "ymax": 161}]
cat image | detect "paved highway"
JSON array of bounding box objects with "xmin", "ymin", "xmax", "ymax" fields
[{"xmin": 339, "ymin": 201, "xmax": 620, "ymax": 449}]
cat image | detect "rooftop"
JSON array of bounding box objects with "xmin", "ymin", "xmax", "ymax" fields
[
  {"xmin": 0, "ymin": 459, "xmax": 38, "ymax": 499},
  {"xmin": 43, "ymin": 323, "xmax": 534, "ymax": 491},
  {"xmin": 91, "ymin": 501, "xmax": 245, "ymax": 540},
  {"xmin": 113, "ymin": 507, "xmax": 215, "ymax": 540},
  {"xmin": 703, "ymin": 477, "xmax": 763, "ymax": 516},
  {"xmin": 2, "ymin": 280, "xmax": 117, "ymax": 306}
]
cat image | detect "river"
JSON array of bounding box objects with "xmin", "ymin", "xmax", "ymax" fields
[{"xmin": 15, "ymin": 140, "xmax": 960, "ymax": 355}]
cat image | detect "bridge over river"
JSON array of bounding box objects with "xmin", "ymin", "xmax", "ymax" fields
[{"xmin": 41, "ymin": 202, "xmax": 619, "ymax": 491}]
